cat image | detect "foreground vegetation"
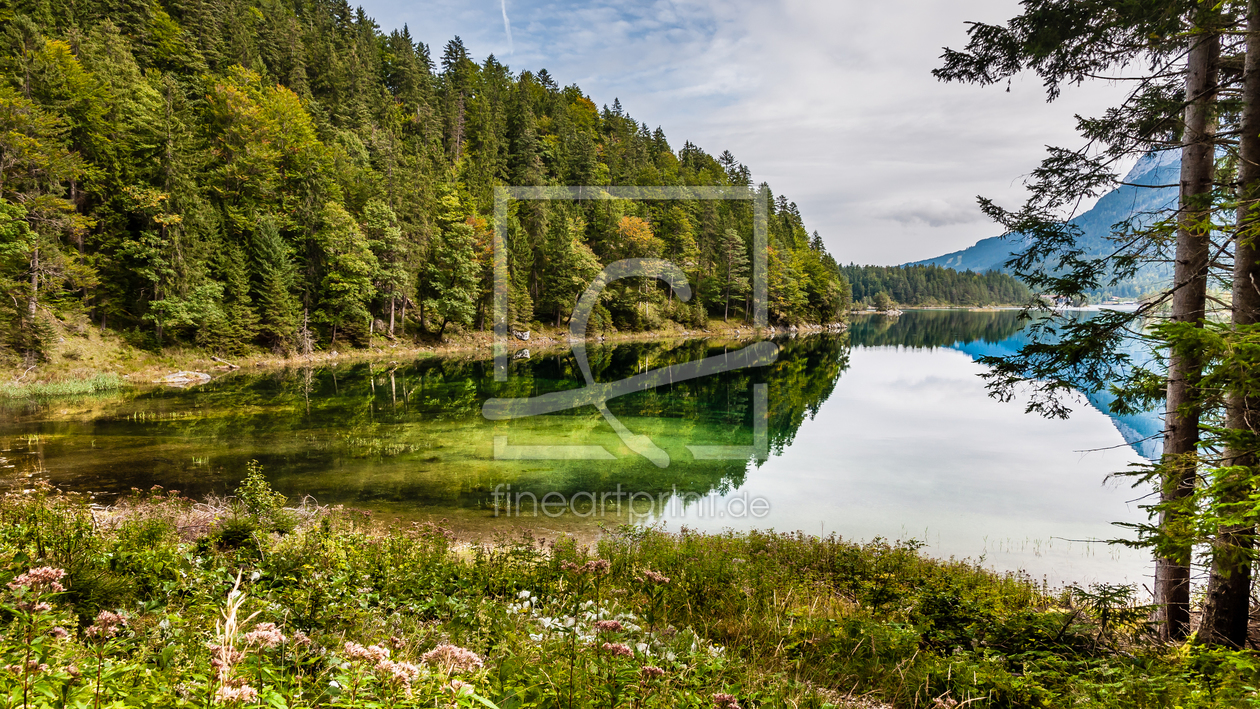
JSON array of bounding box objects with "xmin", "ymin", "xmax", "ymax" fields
[{"xmin": 0, "ymin": 474, "xmax": 1255, "ymax": 708}]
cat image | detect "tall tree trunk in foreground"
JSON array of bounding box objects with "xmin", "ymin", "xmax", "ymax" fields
[
  {"xmin": 1157, "ymin": 15, "xmax": 1219, "ymax": 642},
  {"xmin": 1200, "ymin": 0, "xmax": 1260, "ymax": 648}
]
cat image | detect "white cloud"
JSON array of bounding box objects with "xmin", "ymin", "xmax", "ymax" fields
[
  {"xmin": 874, "ymin": 199, "xmax": 987, "ymax": 228},
  {"xmin": 500, "ymin": 0, "xmax": 514, "ymax": 55}
]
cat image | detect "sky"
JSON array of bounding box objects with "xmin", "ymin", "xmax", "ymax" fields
[{"xmin": 355, "ymin": 0, "xmax": 1132, "ymax": 266}]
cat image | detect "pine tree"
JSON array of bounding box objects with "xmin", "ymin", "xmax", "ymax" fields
[
  {"xmin": 250, "ymin": 214, "xmax": 300, "ymax": 351},
  {"xmin": 363, "ymin": 199, "xmax": 409, "ymax": 337},
  {"xmin": 314, "ymin": 202, "xmax": 377, "ymax": 345},
  {"xmin": 717, "ymin": 228, "xmax": 749, "ymax": 322},
  {"xmin": 935, "ymin": 0, "xmax": 1235, "ymax": 641},
  {"xmin": 419, "ymin": 195, "xmax": 477, "ymax": 338}
]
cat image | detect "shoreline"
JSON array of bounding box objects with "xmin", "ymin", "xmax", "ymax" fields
[{"xmin": 0, "ymin": 318, "xmax": 847, "ymax": 398}]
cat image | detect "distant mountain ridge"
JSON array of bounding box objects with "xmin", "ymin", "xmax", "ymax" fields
[{"xmin": 907, "ymin": 152, "xmax": 1180, "ymax": 297}]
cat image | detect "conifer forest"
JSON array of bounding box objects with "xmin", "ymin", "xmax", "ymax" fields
[{"xmin": 0, "ymin": 0, "xmax": 850, "ymax": 363}]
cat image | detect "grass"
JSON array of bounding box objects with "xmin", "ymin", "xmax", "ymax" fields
[
  {"xmin": 0, "ymin": 372, "xmax": 124, "ymax": 399},
  {"xmin": 0, "ymin": 473, "xmax": 1256, "ymax": 708}
]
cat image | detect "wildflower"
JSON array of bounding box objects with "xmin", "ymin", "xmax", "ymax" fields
[
  {"xmin": 13, "ymin": 660, "xmax": 50, "ymax": 675},
  {"xmin": 242, "ymin": 622, "xmax": 284, "ymax": 649},
  {"xmin": 641, "ymin": 665, "xmax": 666, "ymax": 679},
  {"xmin": 375, "ymin": 659, "xmax": 422, "ymax": 696},
  {"xmin": 389, "ymin": 635, "xmax": 406, "ymax": 650},
  {"xmin": 291, "ymin": 630, "xmax": 312, "ymax": 647},
  {"xmin": 215, "ymin": 683, "xmax": 259, "ymax": 704},
  {"xmin": 85, "ymin": 610, "xmax": 127, "ymax": 640},
  {"xmin": 49, "ymin": 626, "xmax": 69, "ymax": 640},
  {"xmin": 7, "ymin": 566, "xmax": 67, "ymax": 593},
  {"xmin": 601, "ymin": 642, "xmax": 633, "ymax": 658},
  {"xmin": 594, "ymin": 620, "xmax": 623, "ymax": 633},
  {"xmin": 344, "ymin": 641, "xmax": 390, "ymax": 663},
  {"xmin": 208, "ymin": 644, "xmax": 245, "ymax": 681},
  {"xmin": 421, "ymin": 643, "xmax": 484, "ymax": 674},
  {"xmin": 65, "ymin": 664, "xmax": 81, "ymax": 679},
  {"xmin": 444, "ymin": 679, "xmax": 475, "ymax": 697},
  {"xmin": 712, "ymin": 692, "xmax": 741, "ymax": 709},
  {"xmin": 642, "ymin": 570, "xmax": 670, "ymax": 584},
  {"xmin": 561, "ymin": 559, "xmax": 612, "ymax": 576}
]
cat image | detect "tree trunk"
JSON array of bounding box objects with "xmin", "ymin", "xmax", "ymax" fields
[
  {"xmin": 1200, "ymin": 0, "xmax": 1260, "ymax": 648},
  {"xmin": 27, "ymin": 246, "xmax": 38, "ymax": 319},
  {"xmin": 1156, "ymin": 15, "xmax": 1220, "ymax": 643},
  {"xmin": 389, "ymin": 298, "xmax": 396, "ymax": 337}
]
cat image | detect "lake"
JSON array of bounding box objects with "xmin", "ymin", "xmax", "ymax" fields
[{"xmin": 0, "ymin": 310, "xmax": 1155, "ymax": 587}]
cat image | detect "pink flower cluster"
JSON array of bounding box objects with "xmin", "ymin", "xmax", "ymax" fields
[
  {"xmin": 242, "ymin": 622, "xmax": 285, "ymax": 649},
  {"xmin": 4, "ymin": 660, "xmax": 50, "ymax": 675},
  {"xmin": 601, "ymin": 642, "xmax": 633, "ymax": 658},
  {"xmin": 641, "ymin": 665, "xmax": 666, "ymax": 679},
  {"xmin": 594, "ymin": 620, "xmax": 623, "ymax": 633},
  {"xmin": 712, "ymin": 692, "xmax": 741, "ymax": 709},
  {"xmin": 85, "ymin": 611, "xmax": 127, "ymax": 640},
  {"xmin": 7, "ymin": 567, "xmax": 66, "ymax": 593},
  {"xmin": 642, "ymin": 570, "xmax": 670, "ymax": 585},
  {"xmin": 375, "ymin": 659, "xmax": 422, "ymax": 696},
  {"xmin": 421, "ymin": 643, "xmax": 484, "ymax": 674},
  {"xmin": 215, "ymin": 683, "xmax": 258, "ymax": 704},
  {"xmin": 344, "ymin": 641, "xmax": 391, "ymax": 663},
  {"xmin": 560, "ymin": 559, "xmax": 612, "ymax": 576},
  {"xmin": 208, "ymin": 644, "xmax": 245, "ymax": 683}
]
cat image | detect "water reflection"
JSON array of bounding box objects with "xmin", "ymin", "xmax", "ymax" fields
[{"xmin": 0, "ymin": 310, "xmax": 1153, "ymax": 585}]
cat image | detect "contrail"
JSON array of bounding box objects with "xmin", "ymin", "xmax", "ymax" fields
[{"xmin": 500, "ymin": 0, "xmax": 514, "ymax": 54}]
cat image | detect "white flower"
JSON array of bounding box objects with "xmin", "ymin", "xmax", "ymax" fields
[
  {"xmin": 636, "ymin": 643, "xmax": 649, "ymax": 654},
  {"xmin": 517, "ymin": 590, "xmax": 532, "ymax": 600}
]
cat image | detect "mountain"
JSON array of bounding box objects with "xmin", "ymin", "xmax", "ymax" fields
[
  {"xmin": 950, "ymin": 334, "xmax": 1162, "ymax": 460},
  {"xmin": 908, "ymin": 152, "xmax": 1180, "ymax": 298}
]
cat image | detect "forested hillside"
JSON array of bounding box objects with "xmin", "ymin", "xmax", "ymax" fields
[
  {"xmin": 0, "ymin": 0, "xmax": 849, "ymax": 364},
  {"xmin": 840, "ymin": 264, "xmax": 1030, "ymax": 308}
]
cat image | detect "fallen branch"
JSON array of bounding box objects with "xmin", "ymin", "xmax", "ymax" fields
[{"xmin": 211, "ymin": 356, "xmax": 240, "ymax": 369}]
